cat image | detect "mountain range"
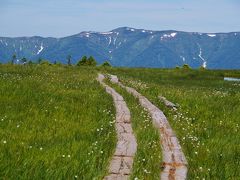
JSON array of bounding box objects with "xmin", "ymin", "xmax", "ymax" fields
[{"xmin": 0, "ymin": 27, "xmax": 240, "ymax": 69}]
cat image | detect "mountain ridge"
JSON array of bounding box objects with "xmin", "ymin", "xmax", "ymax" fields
[
  {"xmin": 2, "ymin": 27, "xmax": 239, "ymax": 38},
  {"xmin": 1, "ymin": 27, "xmax": 240, "ymax": 69}
]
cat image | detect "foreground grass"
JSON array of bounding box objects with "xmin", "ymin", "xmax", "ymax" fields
[
  {"xmin": 1, "ymin": 65, "xmax": 239, "ymax": 179},
  {"xmin": 0, "ymin": 65, "xmax": 116, "ymax": 179},
  {"xmin": 105, "ymin": 79, "xmax": 162, "ymax": 179},
  {"xmin": 107, "ymin": 68, "xmax": 240, "ymax": 179}
]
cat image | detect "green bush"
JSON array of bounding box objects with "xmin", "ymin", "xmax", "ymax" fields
[
  {"xmin": 87, "ymin": 56, "xmax": 97, "ymax": 66},
  {"xmin": 175, "ymin": 66, "xmax": 180, "ymax": 69},
  {"xmin": 182, "ymin": 64, "xmax": 191, "ymax": 69},
  {"xmin": 76, "ymin": 56, "xmax": 97, "ymax": 66},
  {"xmin": 40, "ymin": 60, "xmax": 51, "ymax": 66},
  {"xmin": 101, "ymin": 61, "xmax": 111, "ymax": 67}
]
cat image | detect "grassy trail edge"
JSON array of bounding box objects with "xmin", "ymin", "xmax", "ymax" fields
[{"xmin": 108, "ymin": 74, "xmax": 188, "ymax": 180}]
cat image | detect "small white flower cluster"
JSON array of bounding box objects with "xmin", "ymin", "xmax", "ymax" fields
[
  {"xmin": 1, "ymin": 115, "xmax": 7, "ymax": 122},
  {"xmin": 232, "ymin": 83, "xmax": 240, "ymax": 87},
  {"xmin": 125, "ymin": 79, "xmax": 148, "ymax": 90},
  {"xmin": 62, "ymin": 154, "xmax": 71, "ymax": 158},
  {"xmin": 207, "ymin": 89, "xmax": 229, "ymax": 98}
]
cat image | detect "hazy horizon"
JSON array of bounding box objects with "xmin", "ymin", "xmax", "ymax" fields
[{"xmin": 1, "ymin": 0, "xmax": 240, "ymax": 37}]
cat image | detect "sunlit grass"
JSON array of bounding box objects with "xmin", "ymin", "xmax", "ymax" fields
[
  {"xmin": 1, "ymin": 65, "xmax": 239, "ymax": 179},
  {"xmin": 107, "ymin": 68, "xmax": 240, "ymax": 179},
  {"xmin": 0, "ymin": 65, "xmax": 116, "ymax": 179}
]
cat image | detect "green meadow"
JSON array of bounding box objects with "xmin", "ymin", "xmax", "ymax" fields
[
  {"xmin": 0, "ymin": 64, "xmax": 240, "ymax": 179},
  {"xmin": 0, "ymin": 65, "xmax": 116, "ymax": 179},
  {"xmin": 107, "ymin": 68, "xmax": 240, "ymax": 179}
]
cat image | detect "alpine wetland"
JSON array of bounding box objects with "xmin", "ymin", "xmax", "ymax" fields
[{"xmin": 1, "ymin": 0, "xmax": 240, "ymax": 179}]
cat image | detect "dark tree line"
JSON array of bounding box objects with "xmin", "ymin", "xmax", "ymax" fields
[{"xmin": 7, "ymin": 54, "xmax": 111, "ymax": 67}]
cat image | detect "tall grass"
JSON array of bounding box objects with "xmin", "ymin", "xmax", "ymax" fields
[
  {"xmin": 1, "ymin": 65, "xmax": 239, "ymax": 179},
  {"xmin": 107, "ymin": 68, "xmax": 240, "ymax": 179},
  {"xmin": 0, "ymin": 65, "xmax": 116, "ymax": 179}
]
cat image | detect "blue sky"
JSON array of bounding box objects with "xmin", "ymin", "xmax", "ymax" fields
[{"xmin": 0, "ymin": 0, "xmax": 240, "ymax": 37}]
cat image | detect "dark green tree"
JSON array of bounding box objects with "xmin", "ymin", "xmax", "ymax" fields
[
  {"xmin": 11, "ymin": 54, "xmax": 17, "ymax": 64},
  {"xmin": 21, "ymin": 57, "xmax": 27, "ymax": 64},
  {"xmin": 28, "ymin": 60, "xmax": 33, "ymax": 65},
  {"xmin": 182, "ymin": 64, "xmax": 191, "ymax": 70},
  {"xmin": 67, "ymin": 55, "xmax": 72, "ymax": 66},
  {"xmin": 38, "ymin": 58, "xmax": 42, "ymax": 64},
  {"xmin": 175, "ymin": 66, "xmax": 180, "ymax": 69},
  {"xmin": 87, "ymin": 56, "xmax": 97, "ymax": 66},
  {"xmin": 101, "ymin": 61, "xmax": 111, "ymax": 67},
  {"xmin": 76, "ymin": 56, "xmax": 97, "ymax": 66},
  {"xmin": 77, "ymin": 56, "xmax": 88, "ymax": 66}
]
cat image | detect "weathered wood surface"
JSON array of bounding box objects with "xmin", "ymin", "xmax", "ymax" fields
[
  {"xmin": 158, "ymin": 96, "xmax": 178, "ymax": 111},
  {"xmin": 97, "ymin": 74, "xmax": 137, "ymax": 180}
]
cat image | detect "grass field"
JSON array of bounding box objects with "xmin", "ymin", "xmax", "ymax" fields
[
  {"xmin": 0, "ymin": 65, "xmax": 116, "ymax": 179},
  {"xmin": 0, "ymin": 65, "xmax": 240, "ymax": 179},
  {"xmin": 107, "ymin": 68, "xmax": 240, "ymax": 179}
]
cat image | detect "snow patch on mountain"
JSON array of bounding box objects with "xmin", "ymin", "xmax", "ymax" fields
[
  {"xmin": 197, "ymin": 44, "xmax": 207, "ymax": 68},
  {"xmin": 113, "ymin": 37, "xmax": 117, "ymax": 45},
  {"xmin": 171, "ymin": 33, "xmax": 177, "ymax": 37},
  {"xmin": 80, "ymin": 32, "xmax": 90, "ymax": 38},
  {"xmin": 161, "ymin": 32, "xmax": 177, "ymax": 40},
  {"xmin": 99, "ymin": 32, "xmax": 113, "ymax": 35},
  {"xmin": 180, "ymin": 56, "xmax": 186, "ymax": 62},
  {"xmin": 37, "ymin": 43, "xmax": 44, "ymax": 55},
  {"xmin": 108, "ymin": 37, "xmax": 112, "ymax": 45},
  {"xmin": 207, "ymin": 34, "xmax": 216, "ymax": 37}
]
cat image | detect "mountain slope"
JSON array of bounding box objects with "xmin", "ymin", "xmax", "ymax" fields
[{"xmin": 0, "ymin": 27, "xmax": 240, "ymax": 69}]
